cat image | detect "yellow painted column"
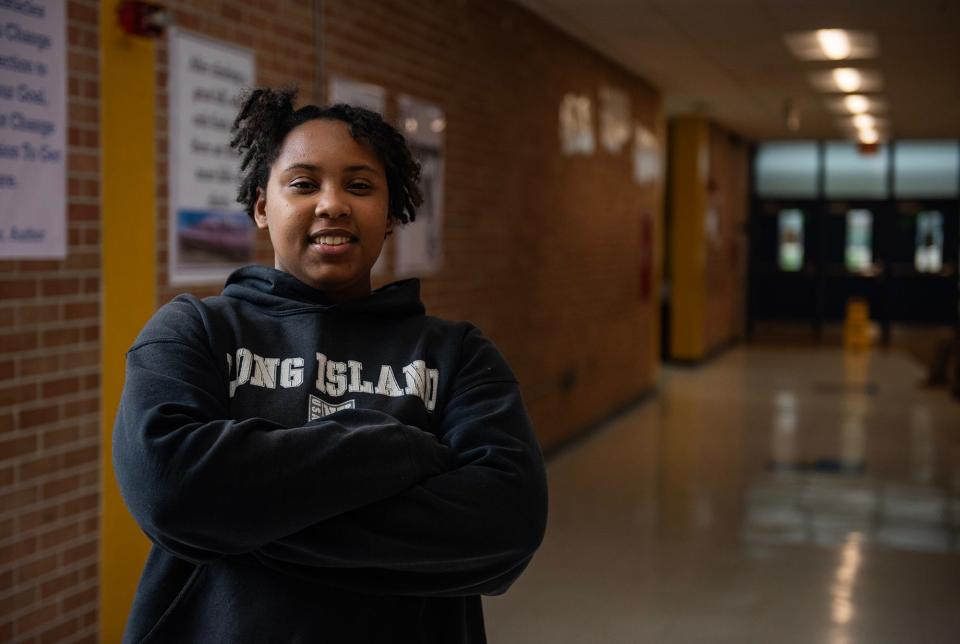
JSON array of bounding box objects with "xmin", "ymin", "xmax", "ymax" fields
[
  {"xmin": 668, "ymin": 117, "xmax": 708, "ymax": 361},
  {"xmin": 99, "ymin": 5, "xmax": 156, "ymax": 642}
]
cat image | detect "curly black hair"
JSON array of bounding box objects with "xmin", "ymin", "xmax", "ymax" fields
[{"xmin": 229, "ymin": 87, "xmax": 422, "ymax": 224}]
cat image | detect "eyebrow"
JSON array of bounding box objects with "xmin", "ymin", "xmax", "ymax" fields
[{"xmin": 281, "ymin": 163, "xmax": 380, "ymax": 174}]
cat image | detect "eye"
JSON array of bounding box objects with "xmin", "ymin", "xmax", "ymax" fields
[
  {"xmin": 289, "ymin": 179, "xmax": 317, "ymax": 192},
  {"xmin": 348, "ymin": 180, "xmax": 374, "ymax": 193}
]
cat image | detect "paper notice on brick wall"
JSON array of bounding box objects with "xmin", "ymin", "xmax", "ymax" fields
[
  {"xmin": 0, "ymin": 0, "xmax": 66, "ymax": 258},
  {"xmin": 633, "ymin": 124, "xmax": 661, "ymax": 186},
  {"xmin": 394, "ymin": 95, "xmax": 444, "ymax": 278},
  {"xmin": 168, "ymin": 29, "xmax": 255, "ymax": 285},
  {"xmin": 328, "ymin": 76, "xmax": 389, "ymax": 276},
  {"xmin": 598, "ymin": 87, "xmax": 631, "ymax": 154},
  {"xmin": 559, "ymin": 93, "xmax": 594, "ymax": 156},
  {"xmin": 328, "ymin": 76, "xmax": 385, "ymax": 114}
]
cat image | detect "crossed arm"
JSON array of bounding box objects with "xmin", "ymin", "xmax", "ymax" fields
[{"xmin": 113, "ymin": 323, "xmax": 547, "ymax": 596}]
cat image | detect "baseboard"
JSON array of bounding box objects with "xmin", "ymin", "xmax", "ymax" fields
[
  {"xmin": 543, "ymin": 386, "xmax": 658, "ymax": 462},
  {"xmin": 667, "ymin": 337, "xmax": 739, "ymax": 368}
]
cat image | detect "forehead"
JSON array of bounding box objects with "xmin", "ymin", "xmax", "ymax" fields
[{"xmin": 274, "ymin": 119, "xmax": 383, "ymax": 173}]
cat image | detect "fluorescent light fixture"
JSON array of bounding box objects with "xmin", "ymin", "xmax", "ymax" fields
[
  {"xmin": 827, "ymin": 96, "xmax": 886, "ymax": 116},
  {"xmin": 810, "ymin": 69, "xmax": 883, "ymax": 93},
  {"xmin": 844, "ymin": 95, "xmax": 870, "ymax": 114},
  {"xmin": 833, "ymin": 68, "xmax": 862, "ymax": 92},
  {"xmin": 817, "ymin": 29, "xmax": 851, "ymax": 60},
  {"xmin": 858, "ymin": 129, "xmax": 879, "ymax": 144},
  {"xmin": 785, "ymin": 30, "xmax": 879, "ymax": 61},
  {"xmin": 853, "ymin": 114, "xmax": 876, "ymax": 129}
]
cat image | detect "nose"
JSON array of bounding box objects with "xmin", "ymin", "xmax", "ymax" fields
[{"xmin": 314, "ymin": 186, "xmax": 350, "ymax": 219}]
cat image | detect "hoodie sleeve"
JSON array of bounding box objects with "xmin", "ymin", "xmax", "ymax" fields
[
  {"xmin": 253, "ymin": 325, "xmax": 549, "ymax": 597},
  {"xmin": 112, "ymin": 299, "xmax": 451, "ymax": 564}
]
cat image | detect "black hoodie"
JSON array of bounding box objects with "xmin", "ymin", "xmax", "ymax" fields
[{"xmin": 112, "ymin": 266, "xmax": 548, "ymax": 643}]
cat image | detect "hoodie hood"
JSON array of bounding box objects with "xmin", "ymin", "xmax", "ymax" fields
[{"xmin": 221, "ymin": 265, "xmax": 425, "ymax": 317}]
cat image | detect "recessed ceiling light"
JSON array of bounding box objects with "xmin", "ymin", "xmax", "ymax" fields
[
  {"xmin": 833, "ymin": 68, "xmax": 862, "ymax": 92},
  {"xmin": 784, "ymin": 30, "xmax": 879, "ymax": 61},
  {"xmin": 809, "ymin": 69, "xmax": 883, "ymax": 93},
  {"xmin": 844, "ymin": 95, "xmax": 870, "ymax": 114},
  {"xmin": 817, "ymin": 29, "xmax": 851, "ymax": 60},
  {"xmin": 858, "ymin": 129, "xmax": 879, "ymax": 144},
  {"xmin": 853, "ymin": 113, "xmax": 876, "ymax": 129},
  {"xmin": 826, "ymin": 96, "xmax": 886, "ymax": 116}
]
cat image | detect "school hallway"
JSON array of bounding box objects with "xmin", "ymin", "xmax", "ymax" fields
[{"xmin": 484, "ymin": 344, "xmax": 960, "ymax": 644}]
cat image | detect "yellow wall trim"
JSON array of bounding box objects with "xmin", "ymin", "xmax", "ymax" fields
[{"xmin": 98, "ymin": 6, "xmax": 156, "ymax": 642}]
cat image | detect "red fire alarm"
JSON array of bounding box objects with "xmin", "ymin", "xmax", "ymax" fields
[{"xmin": 117, "ymin": 1, "xmax": 169, "ymax": 38}]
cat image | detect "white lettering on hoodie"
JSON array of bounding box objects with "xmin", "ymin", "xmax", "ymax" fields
[{"xmin": 228, "ymin": 348, "xmax": 439, "ymax": 411}]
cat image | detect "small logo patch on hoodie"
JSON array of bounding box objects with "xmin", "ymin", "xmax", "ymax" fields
[{"xmin": 308, "ymin": 395, "xmax": 356, "ymax": 420}]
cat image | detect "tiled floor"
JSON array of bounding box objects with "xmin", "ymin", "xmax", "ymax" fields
[{"xmin": 484, "ymin": 346, "xmax": 960, "ymax": 644}]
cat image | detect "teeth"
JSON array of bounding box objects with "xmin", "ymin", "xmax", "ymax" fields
[{"xmin": 313, "ymin": 235, "xmax": 351, "ymax": 246}]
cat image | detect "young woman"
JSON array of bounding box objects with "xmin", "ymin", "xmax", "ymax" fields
[{"xmin": 112, "ymin": 88, "xmax": 548, "ymax": 643}]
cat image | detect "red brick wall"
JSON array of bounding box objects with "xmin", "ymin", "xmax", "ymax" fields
[
  {"xmin": 0, "ymin": 0, "xmax": 101, "ymax": 641},
  {"xmin": 321, "ymin": 0, "xmax": 664, "ymax": 448}
]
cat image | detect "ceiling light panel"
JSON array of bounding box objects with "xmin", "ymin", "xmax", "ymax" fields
[
  {"xmin": 834, "ymin": 68, "xmax": 862, "ymax": 92},
  {"xmin": 784, "ymin": 30, "xmax": 879, "ymax": 61},
  {"xmin": 817, "ymin": 29, "xmax": 850, "ymax": 60},
  {"xmin": 809, "ymin": 69, "xmax": 883, "ymax": 93},
  {"xmin": 827, "ymin": 96, "xmax": 886, "ymax": 115},
  {"xmin": 844, "ymin": 95, "xmax": 870, "ymax": 114}
]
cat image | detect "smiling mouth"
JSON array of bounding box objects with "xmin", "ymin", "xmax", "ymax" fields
[{"xmin": 309, "ymin": 234, "xmax": 357, "ymax": 246}]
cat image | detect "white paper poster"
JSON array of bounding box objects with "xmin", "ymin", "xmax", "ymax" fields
[
  {"xmin": 168, "ymin": 29, "xmax": 255, "ymax": 285},
  {"xmin": 328, "ymin": 76, "xmax": 385, "ymax": 114},
  {"xmin": 394, "ymin": 95, "xmax": 444, "ymax": 278},
  {"xmin": 0, "ymin": 0, "xmax": 66, "ymax": 258},
  {"xmin": 598, "ymin": 86, "xmax": 631, "ymax": 154},
  {"xmin": 633, "ymin": 124, "xmax": 661, "ymax": 186},
  {"xmin": 559, "ymin": 93, "xmax": 594, "ymax": 156},
  {"xmin": 328, "ymin": 76, "xmax": 388, "ymax": 276}
]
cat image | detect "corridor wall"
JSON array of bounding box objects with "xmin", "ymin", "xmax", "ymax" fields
[
  {"xmin": 0, "ymin": 0, "xmax": 665, "ymax": 641},
  {"xmin": 0, "ymin": 1, "xmax": 102, "ymax": 641}
]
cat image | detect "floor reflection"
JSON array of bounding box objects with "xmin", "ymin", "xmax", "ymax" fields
[{"xmin": 485, "ymin": 346, "xmax": 960, "ymax": 644}]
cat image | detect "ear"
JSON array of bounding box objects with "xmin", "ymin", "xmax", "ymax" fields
[
  {"xmin": 384, "ymin": 216, "xmax": 394, "ymax": 239},
  {"xmin": 253, "ymin": 187, "xmax": 268, "ymax": 229}
]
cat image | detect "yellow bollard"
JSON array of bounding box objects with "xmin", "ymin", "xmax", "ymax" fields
[{"xmin": 844, "ymin": 297, "xmax": 870, "ymax": 351}]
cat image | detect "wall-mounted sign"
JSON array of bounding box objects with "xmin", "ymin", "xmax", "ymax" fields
[
  {"xmin": 598, "ymin": 86, "xmax": 631, "ymax": 154},
  {"xmin": 559, "ymin": 93, "xmax": 594, "ymax": 156},
  {"xmin": 328, "ymin": 76, "xmax": 385, "ymax": 113},
  {"xmin": 394, "ymin": 95, "xmax": 444, "ymax": 278},
  {"xmin": 168, "ymin": 29, "xmax": 255, "ymax": 285},
  {"xmin": 633, "ymin": 124, "xmax": 661, "ymax": 185},
  {"xmin": 0, "ymin": 0, "xmax": 66, "ymax": 258}
]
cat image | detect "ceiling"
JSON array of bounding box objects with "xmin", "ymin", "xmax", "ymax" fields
[{"xmin": 513, "ymin": 0, "xmax": 960, "ymax": 141}]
